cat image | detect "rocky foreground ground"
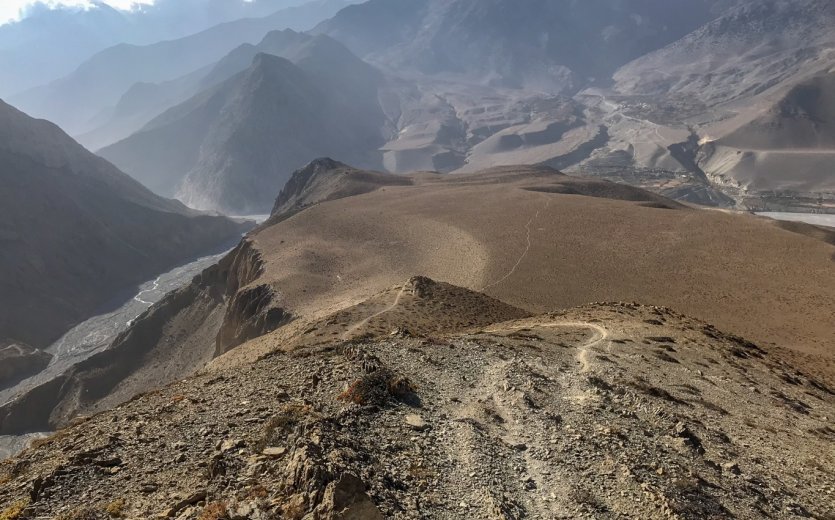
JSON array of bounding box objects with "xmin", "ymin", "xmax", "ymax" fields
[{"xmin": 1, "ymin": 279, "xmax": 833, "ymax": 519}]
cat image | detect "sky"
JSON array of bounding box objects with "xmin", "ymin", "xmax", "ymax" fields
[{"xmin": 0, "ymin": 1, "xmax": 155, "ymax": 25}]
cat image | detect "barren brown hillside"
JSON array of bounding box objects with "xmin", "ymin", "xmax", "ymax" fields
[{"xmin": 243, "ymin": 165, "xmax": 835, "ymax": 367}]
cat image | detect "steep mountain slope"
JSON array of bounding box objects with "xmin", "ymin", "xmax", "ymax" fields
[
  {"xmin": 0, "ymin": 100, "xmax": 251, "ymax": 351},
  {"xmin": 99, "ymin": 39, "xmax": 386, "ymax": 214},
  {"xmin": 0, "ymin": 343, "xmax": 51, "ymax": 390},
  {"xmin": 591, "ymin": 0, "xmax": 835, "ymax": 197},
  {"xmin": 613, "ymin": 0, "xmax": 835, "ymax": 106},
  {"xmin": 9, "ymin": 0, "xmax": 354, "ymax": 137},
  {"xmin": 77, "ymin": 27, "xmax": 356, "ymax": 151},
  {"xmin": 314, "ymin": 0, "xmax": 725, "ymax": 91},
  {"xmin": 721, "ymin": 73, "xmax": 835, "ymax": 150},
  {"xmin": 696, "ymin": 72, "xmax": 835, "ymax": 193}
]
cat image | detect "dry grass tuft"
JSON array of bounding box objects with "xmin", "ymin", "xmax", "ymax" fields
[
  {"xmin": 0, "ymin": 500, "xmax": 28, "ymax": 520},
  {"xmin": 104, "ymin": 498, "xmax": 126, "ymax": 517},
  {"xmin": 255, "ymin": 404, "xmax": 315, "ymax": 452},
  {"xmin": 339, "ymin": 368, "xmax": 416, "ymax": 406}
]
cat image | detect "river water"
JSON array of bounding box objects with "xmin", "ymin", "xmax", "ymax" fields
[{"xmin": 757, "ymin": 212, "xmax": 835, "ymax": 228}]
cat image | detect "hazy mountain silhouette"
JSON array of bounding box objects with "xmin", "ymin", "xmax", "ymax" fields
[
  {"xmin": 99, "ymin": 34, "xmax": 385, "ymax": 214},
  {"xmin": 313, "ymin": 0, "xmax": 726, "ymax": 91},
  {"xmin": 0, "ymin": 0, "xmax": 319, "ymax": 97},
  {"xmin": 9, "ymin": 0, "xmax": 354, "ymax": 136}
]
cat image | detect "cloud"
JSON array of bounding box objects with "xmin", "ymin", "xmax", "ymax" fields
[{"xmin": 0, "ymin": 1, "xmax": 155, "ymax": 25}]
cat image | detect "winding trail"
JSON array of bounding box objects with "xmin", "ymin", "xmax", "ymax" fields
[
  {"xmin": 481, "ymin": 199, "xmax": 550, "ymax": 292},
  {"xmin": 341, "ymin": 281, "xmax": 411, "ymax": 340},
  {"xmin": 485, "ymin": 320, "xmax": 609, "ymax": 373}
]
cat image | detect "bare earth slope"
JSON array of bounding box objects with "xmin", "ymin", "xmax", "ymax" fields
[
  {"xmin": 242, "ymin": 164, "xmax": 835, "ymax": 365},
  {"xmin": 0, "ymin": 165, "xmax": 833, "ymax": 518},
  {"xmin": 699, "ymin": 72, "xmax": 835, "ymax": 193}
]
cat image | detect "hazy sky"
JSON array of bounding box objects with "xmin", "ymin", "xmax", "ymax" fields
[{"xmin": 0, "ymin": 1, "xmax": 154, "ymax": 25}]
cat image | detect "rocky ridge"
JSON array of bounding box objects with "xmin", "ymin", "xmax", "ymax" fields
[{"xmin": 0, "ymin": 286, "xmax": 832, "ymax": 519}]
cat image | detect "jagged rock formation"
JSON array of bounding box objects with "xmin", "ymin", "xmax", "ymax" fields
[
  {"xmin": 99, "ymin": 36, "xmax": 386, "ymax": 214},
  {"xmin": 268, "ymin": 158, "xmax": 412, "ymax": 224},
  {"xmin": 0, "ymin": 99, "xmax": 250, "ymax": 351}
]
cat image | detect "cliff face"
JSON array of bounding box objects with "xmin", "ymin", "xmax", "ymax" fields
[
  {"xmin": 0, "ymin": 236, "xmax": 288, "ymax": 436},
  {"xmin": 215, "ymin": 239, "xmax": 292, "ymax": 355}
]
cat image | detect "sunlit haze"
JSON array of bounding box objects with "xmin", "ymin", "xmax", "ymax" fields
[{"xmin": 0, "ymin": 1, "xmax": 154, "ymax": 25}]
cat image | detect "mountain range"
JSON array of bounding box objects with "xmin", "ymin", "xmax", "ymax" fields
[
  {"xmin": 3, "ymin": 0, "xmax": 832, "ymax": 214},
  {"xmin": 98, "ymin": 32, "xmax": 386, "ymax": 213},
  {"xmin": 0, "ymin": 0, "xmax": 319, "ymax": 97},
  {"xmin": 313, "ymin": 0, "xmax": 726, "ymax": 91},
  {"xmin": 8, "ymin": 0, "xmax": 355, "ymax": 138}
]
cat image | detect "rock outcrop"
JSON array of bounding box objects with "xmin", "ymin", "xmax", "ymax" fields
[
  {"xmin": 0, "ymin": 298, "xmax": 832, "ymax": 519},
  {"xmin": 0, "ymin": 236, "xmax": 268, "ymax": 436}
]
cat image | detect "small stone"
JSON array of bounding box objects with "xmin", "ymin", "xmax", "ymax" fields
[
  {"xmin": 405, "ymin": 414, "xmax": 429, "ymax": 431},
  {"xmin": 262, "ymin": 447, "xmax": 287, "ymax": 457},
  {"xmin": 220, "ymin": 439, "xmax": 244, "ymax": 452},
  {"xmin": 722, "ymin": 462, "xmax": 741, "ymax": 475}
]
